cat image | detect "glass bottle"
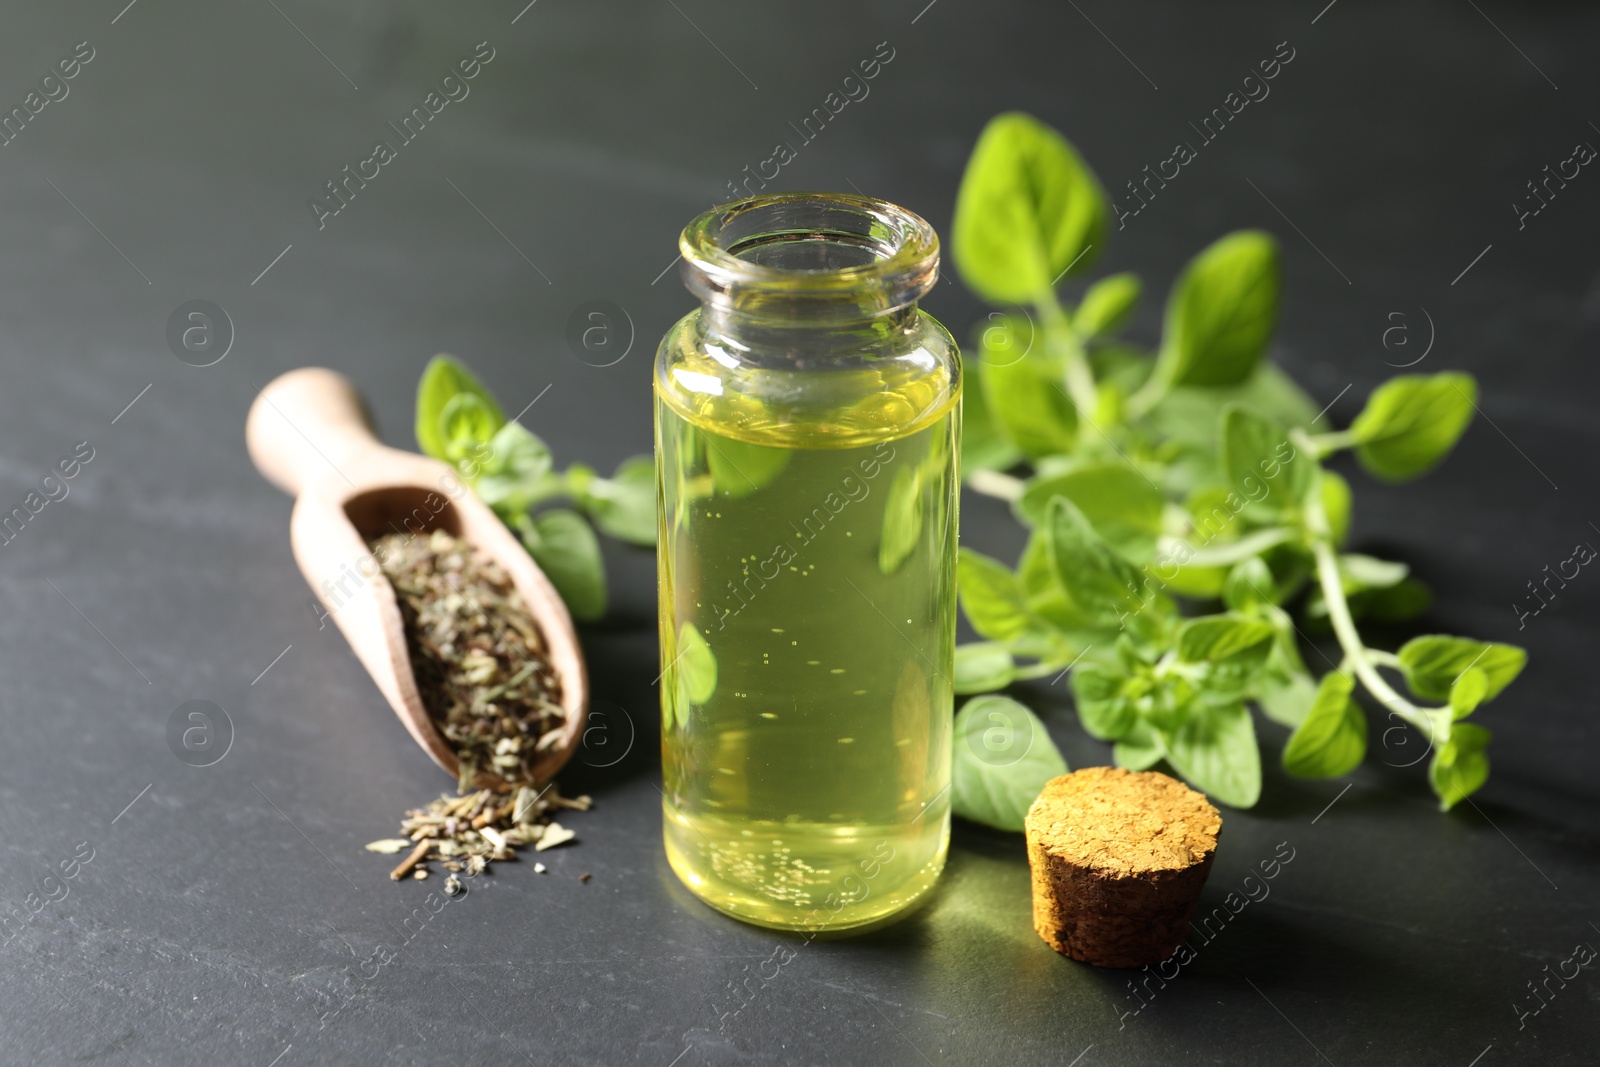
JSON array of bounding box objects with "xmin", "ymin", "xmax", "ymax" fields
[{"xmin": 655, "ymin": 192, "xmax": 960, "ymax": 932}]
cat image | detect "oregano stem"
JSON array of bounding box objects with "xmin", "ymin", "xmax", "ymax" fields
[
  {"xmin": 1311, "ymin": 540, "xmax": 1429, "ymax": 726},
  {"xmin": 1293, "ymin": 436, "xmax": 1449, "ymax": 744},
  {"xmin": 1123, "ymin": 344, "xmax": 1175, "ymax": 420},
  {"xmin": 1308, "ymin": 429, "xmax": 1360, "ymax": 456},
  {"xmin": 1037, "ymin": 291, "xmax": 1100, "ymax": 421},
  {"xmin": 966, "ymin": 469, "xmax": 1025, "ymax": 501},
  {"xmin": 1011, "ymin": 661, "xmax": 1067, "ymax": 681},
  {"xmin": 1166, "ymin": 527, "xmax": 1296, "ymax": 568}
]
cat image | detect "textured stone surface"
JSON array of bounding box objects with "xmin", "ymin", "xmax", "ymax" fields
[{"xmin": 0, "ymin": 1, "xmax": 1596, "ymax": 1063}]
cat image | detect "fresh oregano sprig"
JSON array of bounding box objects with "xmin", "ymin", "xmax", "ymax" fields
[
  {"xmin": 945, "ymin": 111, "xmax": 1526, "ymax": 818},
  {"xmin": 413, "ymin": 355, "xmax": 655, "ymax": 620}
]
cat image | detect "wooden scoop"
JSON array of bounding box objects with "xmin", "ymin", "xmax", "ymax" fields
[{"xmin": 245, "ymin": 367, "xmax": 587, "ymax": 785}]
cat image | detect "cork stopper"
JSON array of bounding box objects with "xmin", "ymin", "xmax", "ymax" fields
[{"xmin": 1025, "ymin": 767, "xmax": 1222, "ymax": 968}]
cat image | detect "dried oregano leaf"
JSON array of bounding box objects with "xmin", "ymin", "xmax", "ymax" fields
[{"xmin": 364, "ymin": 839, "xmax": 413, "ymax": 854}]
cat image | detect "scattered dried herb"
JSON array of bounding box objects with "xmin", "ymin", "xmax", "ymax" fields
[{"xmin": 364, "ymin": 529, "xmax": 590, "ymax": 886}]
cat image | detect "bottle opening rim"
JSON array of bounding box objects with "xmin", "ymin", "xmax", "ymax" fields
[{"xmin": 679, "ymin": 193, "xmax": 939, "ymax": 313}]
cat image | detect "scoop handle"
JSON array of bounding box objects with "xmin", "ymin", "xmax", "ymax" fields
[{"xmin": 246, "ymin": 368, "xmax": 385, "ymax": 497}]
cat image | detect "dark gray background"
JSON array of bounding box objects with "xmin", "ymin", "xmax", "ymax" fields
[{"xmin": 1, "ymin": 1, "xmax": 1595, "ymax": 1064}]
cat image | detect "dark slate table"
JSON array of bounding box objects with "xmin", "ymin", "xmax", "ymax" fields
[{"xmin": 2, "ymin": 1, "xmax": 1594, "ymax": 1063}]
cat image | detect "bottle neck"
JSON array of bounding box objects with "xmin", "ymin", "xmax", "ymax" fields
[
  {"xmin": 694, "ymin": 300, "xmax": 923, "ymax": 369},
  {"xmin": 677, "ymin": 192, "xmax": 940, "ymax": 368}
]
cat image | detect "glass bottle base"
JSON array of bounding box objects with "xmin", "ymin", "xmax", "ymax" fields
[{"xmin": 662, "ymin": 799, "xmax": 949, "ymax": 933}]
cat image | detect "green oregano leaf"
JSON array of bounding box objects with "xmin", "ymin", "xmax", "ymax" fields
[
  {"xmin": 706, "ymin": 436, "xmax": 789, "ymax": 499},
  {"xmin": 439, "ymin": 393, "xmax": 502, "ymax": 465},
  {"xmin": 959, "ymin": 374, "xmax": 1024, "ymax": 474},
  {"xmin": 1163, "ymin": 700, "xmax": 1261, "ymax": 808},
  {"xmin": 951, "ymin": 112, "xmax": 1108, "ymax": 305},
  {"xmin": 978, "ymin": 353, "xmax": 1078, "ymax": 457},
  {"xmin": 1015, "ymin": 461, "xmax": 1164, "ymax": 562},
  {"xmin": 1222, "ymin": 556, "xmax": 1277, "ymax": 611},
  {"xmin": 1397, "ymin": 636, "xmax": 1526, "ymax": 703},
  {"xmin": 1014, "ymin": 532, "xmax": 1101, "ymax": 635},
  {"xmin": 1070, "ymin": 662, "xmax": 1136, "ymax": 740},
  {"xmin": 879, "ymin": 465, "xmax": 925, "ymax": 575},
  {"xmin": 1176, "ymin": 614, "xmax": 1276, "ymax": 663},
  {"xmin": 1257, "ymin": 662, "xmax": 1319, "ymax": 728},
  {"xmin": 957, "ymin": 548, "xmax": 1033, "ymax": 642},
  {"xmin": 518, "ymin": 508, "xmax": 606, "ymax": 621},
  {"xmin": 573, "ymin": 456, "xmax": 657, "ymax": 546},
  {"xmin": 1220, "ymin": 404, "xmax": 1312, "ymax": 514},
  {"xmin": 1282, "ymin": 671, "xmax": 1367, "ymax": 778},
  {"xmin": 1449, "ymin": 666, "xmax": 1490, "ymax": 720},
  {"xmin": 1141, "ymin": 362, "xmax": 1317, "ymax": 453},
  {"xmin": 1044, "ymin": 496, "xmax": 1150, "ymax": 628},
  {"xmin": 416, "ymin": 354, "xmax": 504, "ymax": 461},
  {"xmin": 1155, "ymin": 231, "xmax": 1280, "ymax": 388},
  {"xmin": 1113, "ymin": 723, "xmax": 1166, "ymax": 771},
  {"xmin": 1350, "ymin": 373, "xmax": 1477, "ymax": 481},
  {"xmin": 1321, "ymin": 469, "xmax": 1352, "ymax": 546},
  {"xmin": 676, "ymin": 621, "xmax": 717, "ymax": 705},
  {"xmin": 1188, "ymin": 617, "xmax": 1277, "ymax": 700},
  {"xmin": 954, "ymin": 643, "xmax": 1016, "ymax": 695},
  {"xmin": 951, "ymin": 695, "xmax": 1069, "ymax": 832},
  {"xmin": 1429, "ymin": 722, "xmax": 1491, "ymax": 811},
  {"xmin": 473, "ymin": 420, "xmax": 554, "ymax": 510},
  {"xmin": 1073, "ymin": 272, "xmax": 1141, "ymax": 338}
]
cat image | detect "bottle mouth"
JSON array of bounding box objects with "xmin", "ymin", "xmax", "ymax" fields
[{"xmin": 679, "ymin": 193, "xmax": 940, "ymax": 323}]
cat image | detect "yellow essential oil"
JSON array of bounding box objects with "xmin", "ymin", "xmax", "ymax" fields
[{"xmin": 655, "ymin": 193, "xmax": 960, "ymax": 932}]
